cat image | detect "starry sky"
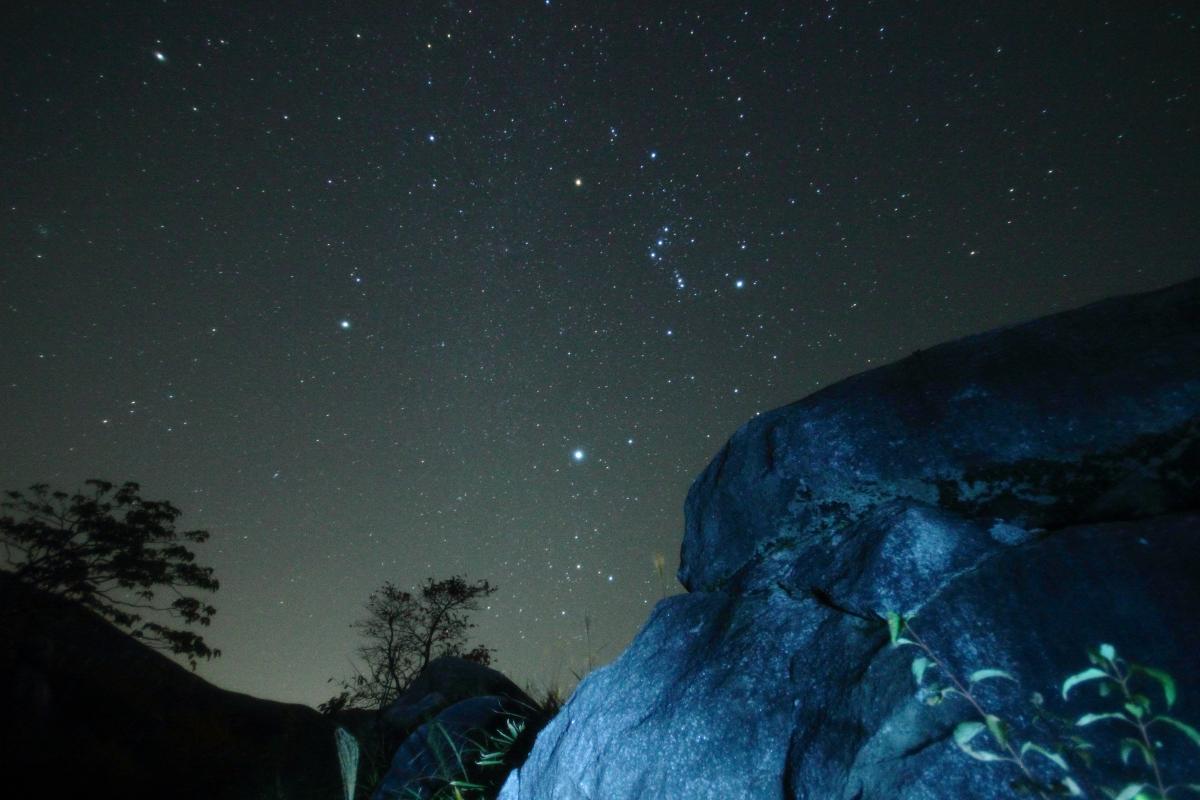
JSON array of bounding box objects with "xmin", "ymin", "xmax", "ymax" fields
[{"xmin": 2, "ymin": 2, "xmax": 1196, "ymax": 706}]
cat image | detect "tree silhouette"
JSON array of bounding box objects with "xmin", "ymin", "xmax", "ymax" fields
[
  {"xmin": 0, "ymin": 480, "xmax": 219, "ymax": 667},
  {"xmin": 329, "ymin": 575, "xmax": 497, "ymax": 711}
]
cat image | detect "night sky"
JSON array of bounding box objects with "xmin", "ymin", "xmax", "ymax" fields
[{"xmin": 2, "ymin": 2, "xmax": 1196, "ymax": 706}]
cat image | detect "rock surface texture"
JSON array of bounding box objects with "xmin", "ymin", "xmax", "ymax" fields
[{"xmin": 500, "ymin": 279, "xmax": 1200, "ymax": 799}]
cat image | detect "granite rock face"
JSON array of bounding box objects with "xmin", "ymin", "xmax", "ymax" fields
[
  {"xmin": 500, "ymin": 279, "xmax": 1200, "ymax": 800},
  {"xmin": 682, "ymin": 278, "xmax": 1199, "ymax": 594}
]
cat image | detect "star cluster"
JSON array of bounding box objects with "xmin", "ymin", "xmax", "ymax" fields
[{"xmin": 1, "ymin": 3, "xmax": 1196, "ymax": 704}]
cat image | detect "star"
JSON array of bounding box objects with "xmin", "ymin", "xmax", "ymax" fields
[
  {"xmin": 574, "ymin": 177, "xmax": 583, "ymax": 187},
  {"xmin": 339, "ymin": 320, "xmax": 351, "ymax": 330},
  {"xmin": 572, "ymin": 449, "xmax": 585, "ymax": 462},
  {"xmin": 153, "ymin": 51, "xmax": 167, "ymax": 62}
]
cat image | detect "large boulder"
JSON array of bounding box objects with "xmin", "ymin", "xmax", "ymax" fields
[
  {"xmin": 681, "ymin": 278, "xmax": 1199, "ymax": 594},
  {"xmin": 500, "ymin": 279, "xmax": 1200, "ymax": 799}
]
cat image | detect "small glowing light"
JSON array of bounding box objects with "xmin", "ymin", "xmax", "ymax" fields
[
  {"xmin": 574, "ymin": 177, "xmax": 583, "ymax": 187},
  {"xmin": 154, "ymin": 51, "xmax": 167, "ymax": 62},
  {"xmin": 649, "ymin": 150, "xmax": 658, "ymax": 160},
  {"xmin": 339, "ymin": 320, "xmax": 351, "ymax": 329},
  {"xmin": 427, "ymin": 133, "xmax": 436, "ymax": 142},
  {"xmin": 735, "ymin": 279, "xmax": 745, "ymax": 288},
  {"xmin": 572, "ymin": 449, "xmax": 585, "ymax": 462}
]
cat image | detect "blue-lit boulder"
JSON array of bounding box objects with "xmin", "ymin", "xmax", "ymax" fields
[
  {"xmin": 373, "ymin": 695, "xmax": 537, "ymax": 800},
  {"xmin": 499, "ymin": 279, "xmax": 1200, "ymax": 800},
  {"xmin": 682, "ymin": 279, "xmax": 1200, "ymax": 594}
]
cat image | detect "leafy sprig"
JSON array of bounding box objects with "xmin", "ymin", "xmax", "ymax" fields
[
  {"xmin": 884, "ymin": 612, "xmax": 1200, "ymax": 799},
  {"xmin": 1061, "ymin": 644, "xmax": 1200, "ymax": 800}
]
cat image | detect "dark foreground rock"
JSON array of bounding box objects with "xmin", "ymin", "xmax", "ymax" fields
[
  {"xmin": 371, "ymin": 658, "xmax": 547, "ymax": 799},
  {"xmin": 382, "ymin": 656, "xmax": 537, "ymax": 735},
  {"xmin": 500, "ymin": 279, "xmax": 1200, "ymax": 800},
  {"xmin": 374, "ymin": 695, "xmax": 539, "ymax": 800},
  {"xmin": 0, "ymin": 573, "xmax": 345, "ymax": 800}
]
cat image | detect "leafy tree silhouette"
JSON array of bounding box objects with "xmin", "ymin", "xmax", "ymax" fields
[
  {"xmin": 0, "ymin": 480, "xmax": 219, "ymax": 667},
  {"xmin": 326, "ymin": 575, "xmax": 497, "ymax": 712}
]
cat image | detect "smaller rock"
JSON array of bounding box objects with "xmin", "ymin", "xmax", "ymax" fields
[
  {"xmin": 381, "ymin": 657, "xmax": 538, "ymax": 735},
  {"xmin": 373, "ymin": 696, "xmax": 536, "ymax": 800}
]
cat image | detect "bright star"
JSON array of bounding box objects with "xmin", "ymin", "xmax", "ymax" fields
[
  {"xmin": 153, "ymin": 51, "xmax": 167, "ymax": 62},
  {"xmin": 572, "ymin": 449, "xmax": 585, "ymax": 462},
  {"xmin": 735, "ymin": 279, "xmax": 745, "ymax": 288},
  {"xmin": 339, "ymin": 320, "xmax": 351, "ymax": 329},
  {"xmin": 574, "ymin": 177, "xmax": 583, "ymax": 187}
]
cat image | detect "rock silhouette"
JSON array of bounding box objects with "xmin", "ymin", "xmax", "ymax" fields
[{"xmin": 0, "ymin": 573, "xmax": 344, "ymax": 800}]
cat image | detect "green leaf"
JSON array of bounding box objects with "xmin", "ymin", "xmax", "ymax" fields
[
  {"xmin": 1076, "ymin": 712, "xmax": 1127, "ymax": 727},
  {"xmin": 886, "ymin": 611, "xmax": 902, "ymax": 645},
  {"xmin": 957, "ymin": 744, "xmax": 1008, "ymax": 762},
  {"xmin": 1154, "ymin": 715, "xmax": 1200, "ymax": 749},
  {"xmin": 1135, "ymin": 666, "xmax": 1177, "ymax": 709},
  {"xmin": 912, "ymin": 656, "xmax": 929, "ymax": 685},
  {"xmin": 1059, "ymin": 776, "xmax": 1084, "ymax": 796},
  {"xmin": 1062, "ymin": 668, "xmax": 1109, "ymax": 700},
  {"xmin": 985, "ymin": 714, "xmax": 1010, "ymax": 749},
  {"xmin": 1111, "ymin": 784, "xmax": 1148, "ymax": 800},
  {"xmin": 1124, "ymin": 702, "xmax": 1146, "ymax": 720},
  {"xmin": 969, "ymin": 668, "xmax": 1017, "ymax": 685},
  {"xmin": 1020, "ymin": 741, "xmax": 1069, "ymax": 771},
  {"xmin": 1098, "ymin": 643, "xmax": 1117, "ymax": 662},
  {"xmin": 954, "ymin": 721, "xmax": 985, "ymax": 746},
  {"xmin": 1119, "ymin": 737, "xmax": 1153, "ymax": 767},
  {"xmin": 953, "ymin": 721, "xmax": 1008, "ymax": 762}
]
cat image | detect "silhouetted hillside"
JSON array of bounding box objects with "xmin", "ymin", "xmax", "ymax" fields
[{"xmin": 0, "ymin": 572, "xmax": 344, "ymax": 799}]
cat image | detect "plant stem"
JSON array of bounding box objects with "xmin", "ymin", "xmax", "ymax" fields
[
  {"xmin": 902, "ymin": 622, "xmax": 1051, "ymax": 798},
  {"xmin": 1111, "ymin": 661, "xmax": 1167, "ymax": 799}
]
